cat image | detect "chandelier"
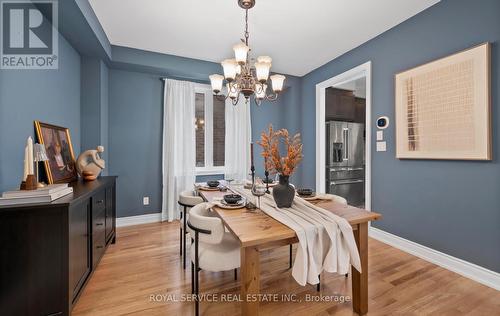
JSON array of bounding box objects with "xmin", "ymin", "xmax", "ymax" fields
[{"xmin": 209, "ymin": 0, "xmax": 285, "ymax": 106}]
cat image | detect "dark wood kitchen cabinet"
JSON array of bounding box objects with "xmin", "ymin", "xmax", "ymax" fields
[
  {"xmin": 0, "ymin": 176, "xmax": 116, "ymax": 316},
  {"xmin": 325, "ymin": 87, "xmax": 356, "ymax": 121}
]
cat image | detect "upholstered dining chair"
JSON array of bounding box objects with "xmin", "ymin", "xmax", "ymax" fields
[
  {"xmin": 330, "ymin": 194, "xmax": 348, "ymax": 205},
  {"xmin": 178, "ymin": 190, "xmax": 204, "ymax": 270},
  {"xmin": 188, "ymin": 203, "xmax": 240, "ymax": 316}
]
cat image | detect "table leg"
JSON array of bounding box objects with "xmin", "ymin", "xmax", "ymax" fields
[
  {"xmin": 352, "ymin": 222, "xmax": 368, "ymax": 315},
  {"xmin": 241, "ymin": 246, "xmax": 260, "ymax": 316}
]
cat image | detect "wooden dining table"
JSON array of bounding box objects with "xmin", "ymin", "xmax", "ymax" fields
[{"xmin": 197, "ymin": 186, "xmax": 381, "ymax": 316}]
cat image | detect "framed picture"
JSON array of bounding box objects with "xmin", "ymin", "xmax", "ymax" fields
[
  {"xmin": 34, "ymin": 121, "xmax": 78, "ymax": 184},
  {"xmin": 395, "ymin": 42, "xmax": 491, "ymax": 160}
]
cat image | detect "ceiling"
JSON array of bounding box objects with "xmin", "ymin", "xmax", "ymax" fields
[{"xmin": 89, "ymin": 0, "xmax": 440, "ymax": 77}]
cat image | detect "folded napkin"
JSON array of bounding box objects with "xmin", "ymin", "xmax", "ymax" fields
[{"xmin": 233, "ymin": 187, "xmax": 361, "ymax": 286}]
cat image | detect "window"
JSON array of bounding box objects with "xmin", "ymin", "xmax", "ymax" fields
[{"xmin": 194, "ymin": 84, "xmax": 226, "ymax": 174}]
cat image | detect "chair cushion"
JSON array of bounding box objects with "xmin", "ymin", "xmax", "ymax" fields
[{"xmin": 191, "ymin": 232, "xmax": 240, "ymax": 272}]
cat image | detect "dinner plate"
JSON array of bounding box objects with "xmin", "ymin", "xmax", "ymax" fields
[
  {"xmin": 198, "ymin": 186, "xmax": 220, "ymax": 191},
  {"xmin": 298, "ymin": 193, "xmax": 318, "ymax": 201},
  {"xmin": 217, "ymin": 199, "xmax": 246, "ymax": 209},
  {"xmin": 300, "ymin": 194, "xmax": 335, "ymax": 201}
]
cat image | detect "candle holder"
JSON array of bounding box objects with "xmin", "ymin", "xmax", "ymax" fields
[
  {"xmin": 34, "ymin": 143, "xmax": 48, "ymax": 188},
  {"xmin": 20, "ymin": 174, "xmax": 37, "ymax": 190},
  {"xmin": 264, "ymin": 170, "xmax": 270, "ymax": 194}
]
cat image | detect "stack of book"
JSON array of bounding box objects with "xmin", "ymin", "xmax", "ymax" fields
[{"xmin": 0, "ymin": 184, "xmax": 73, "ymax": 206}]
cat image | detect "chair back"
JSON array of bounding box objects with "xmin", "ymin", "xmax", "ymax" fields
[
  {"xmin": 331, "ymin": 194, "xmax": 348, "ymax": 205},
  {"xmin": 179, "ymin": 190, "xmax": 204, "ymax": 207},
  {"xmin": 188, "ymin": 203, "xmax": 225, "ymax": 245}
]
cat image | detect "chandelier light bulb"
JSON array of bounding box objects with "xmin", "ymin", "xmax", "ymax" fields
[
  {"xmin": 257, "ymin": 56, "xmax": 272, "ymax": 64},
  {"xmin": 233, "ymin": 42, "xmax": 249, "ymax": 64},
  {"xmin": 209, "ymin": 74, "xmax": 224, "ymax": 93},
  {"xmin": 221, "ymin": 59, "xmax": 238, "ymax": 81},
  {"xmin": 255, "ymin": 62, "xmax": 271, "ymax": 83},
  {"xmin": 270, "ymin": 74, "xmax": 286, "ymax": 92}
]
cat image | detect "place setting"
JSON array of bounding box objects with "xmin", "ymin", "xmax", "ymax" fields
[
  {"xmin": 212, "ymin": 193, "xmax": 247, "ymax": 209},
  {"xmin": 296, "ymin": 188, "xmax": 317, "ymax": 200},
  {"xmin": 195, "ymin": 180, "xmax": 227, "ymax": 192}
]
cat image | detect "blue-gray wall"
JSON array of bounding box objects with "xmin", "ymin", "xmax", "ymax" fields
[
  {"xmin": 100, "ymin": 61, "xmax": 109, "ymax": 175},
  {"xmin": 108, "ymin": 69, "xmax": 164, "ymax": 217},
  {"xmin": 0, "ymin": 35, "xmax": 81, "ymax": 192},
  {"xmin": 300, "ymin": 0, "xmax": 500, "ymax": 272},
  {"xmin": 81, "ymin": 58, "xmax": 101, "ymax": 150},
  {"xmin": 80, "ymin": 57, "xmax": 109, "ymax": 174}
]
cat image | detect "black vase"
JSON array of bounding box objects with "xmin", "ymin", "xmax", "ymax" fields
[{"xmin": 272, "ymin": 175, "xmax": 295, "ymax": 208}]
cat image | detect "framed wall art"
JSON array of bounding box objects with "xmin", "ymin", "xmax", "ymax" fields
[
  {"xmin": 34, "ymin": 121, "xmax": 78, "ymax": 183},
  {"xmin": 395, "ymin": 42, "xmax": 491, "ymax": 160}
]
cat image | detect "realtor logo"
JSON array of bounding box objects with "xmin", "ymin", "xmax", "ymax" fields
[{"xmin": 1, "ymin": 0, "xmax": 58, "ymax": 69}]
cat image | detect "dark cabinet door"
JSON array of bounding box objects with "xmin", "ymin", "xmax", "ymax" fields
[
  {"xmin": 0, "ymin": 207, "xmax": 64, "ymax": 316},
  {"xmin": 325, "ymin": 88, "xmax": 356, "ymax": 121},
  {"xmin": 105, "ymin": 186, "xmax": 114, "ymax": 241},
  {"xmin": 68, "ymin": 200, "xmax": 91, "ymax": 301}
]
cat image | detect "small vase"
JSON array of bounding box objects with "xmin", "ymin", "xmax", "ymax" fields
[{"xmin": 272, "ymin": 175, "xmax": 295, "ymax": 208}]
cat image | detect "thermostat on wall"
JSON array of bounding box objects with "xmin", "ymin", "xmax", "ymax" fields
[{"xmin": 376, "ymin": 116, "xmax": 390, "ymax": 129}]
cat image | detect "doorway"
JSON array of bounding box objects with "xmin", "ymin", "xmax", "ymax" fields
[{"xmin": 315, "ymin": 61, "xmax": 371, "ymax": 210}]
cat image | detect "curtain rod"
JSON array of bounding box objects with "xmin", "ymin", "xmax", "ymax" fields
[{"xmin": 159, "ymin": 76, "xmax": 210, "ymax": 84}]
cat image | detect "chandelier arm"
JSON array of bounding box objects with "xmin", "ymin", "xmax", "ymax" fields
[
  {"xmin": 232, "ymin": 91, "xmax": 241, "ymax": 106},
  {"xmin": 254, "ymin": 97, "xmax": 262, "ymax": 107},
  {"xmin": 255, "ymin": 82, "xmax": 263, "ymax": 94},
  {"xmin": 265, "ymin": 92, "xmax": 279, "ymax": 102},
  {"xmin": 229, "ymin": 82, "xmax": 236, "ymax": 93},
  {"xmin": 214, "ymin": 93, "xmax": 229, "ymax": 102}
]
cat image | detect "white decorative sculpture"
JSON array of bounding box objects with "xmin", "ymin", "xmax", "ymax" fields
[{"xmin": 76, "ymin": 146, "xmax": 105, "ymax": 181}]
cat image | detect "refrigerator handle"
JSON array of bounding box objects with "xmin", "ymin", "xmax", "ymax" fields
[
  {"xmin": 331, "ymin": 179, "xmax": 364, "ymax": 185},
  {"xmin": 343, "ymin": 128, "xmax": 349, "ymax": 161}
]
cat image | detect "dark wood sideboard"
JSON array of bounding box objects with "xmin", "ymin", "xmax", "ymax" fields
[{"xmin": 0, "ymin": 176, "xmax": 117, "ymax": 316}]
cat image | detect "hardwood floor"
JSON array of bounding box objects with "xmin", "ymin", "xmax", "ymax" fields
[{"xmin": 72, "ymin": 222, "xmax": 500, "ymax": 316}]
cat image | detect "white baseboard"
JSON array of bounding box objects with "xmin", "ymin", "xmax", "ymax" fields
[
  {"xmin": 116, "ymin": 213, "xmax": 162, "ymax": 227},
  {"xmin": 369, "ymin": 227, "xmax": 500, "ymax": 291}
]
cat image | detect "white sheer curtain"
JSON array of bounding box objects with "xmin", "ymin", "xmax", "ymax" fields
[
  {"xmin": 224, "ymin": 97, "xmax": 252, "ymax": 181},
  {"xmin": 162, "ymin": 79, "xmax": 196, "ymax": 222}
]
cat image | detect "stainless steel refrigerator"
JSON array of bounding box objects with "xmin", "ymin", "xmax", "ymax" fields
[{"xmin": 326, "ymin": 121, "xmax": 365, "ymax": 206}]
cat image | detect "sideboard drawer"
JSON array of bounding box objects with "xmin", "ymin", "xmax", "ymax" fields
[
  {"xmin": 92, "ymin": 208, "xmax": 105, "ymax": 241},
  {"xmin": 92, "ymin": 190, "xmax": 106, "ymax": 215},
  {"xmin": 92, "ymin": 232, "xmax": 106, "ymax": 268}
]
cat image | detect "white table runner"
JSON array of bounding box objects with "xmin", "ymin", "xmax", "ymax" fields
[{"xmin": 232, "ymin": 187, "xmax": 362, "ymax": 286}]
